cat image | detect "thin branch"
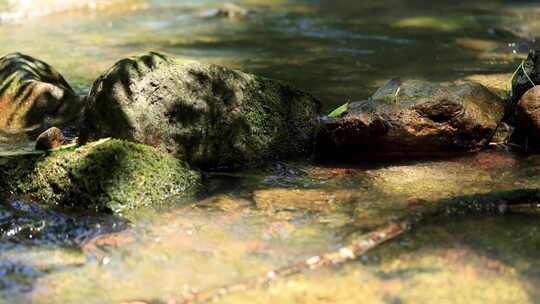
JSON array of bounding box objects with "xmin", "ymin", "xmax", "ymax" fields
[
  {"xmin": 181, "ymin": 222, "xmax": 408, "ymax": 304},
  {"xmin": 122, "ymin": 190, "xmax": 540, "ymax": 304}
]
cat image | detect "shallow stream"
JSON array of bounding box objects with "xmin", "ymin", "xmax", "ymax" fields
[{"xmin": 1, "ymin": 0, "xmax": 540, "ymax": 303}]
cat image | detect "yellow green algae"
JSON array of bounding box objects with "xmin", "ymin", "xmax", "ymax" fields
[{"xmin": 0, "ymin": 139, "xmax": 201, "ymax": 212}]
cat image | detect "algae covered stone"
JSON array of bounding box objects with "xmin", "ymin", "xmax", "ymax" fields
[
  {"xmin": 317, "ymin": 79, "xmax": 506, "ymax": 159},
  {"xmin": 80, "ymin": 52, "xmax": 321, "ymax": 169},
  {"xmin": 0, "ymin": 53, "xmax": 80, "ymax": 132},
  {"xmin": 0, "ymin": 139, "xmax": 201, "ymax": 212}
]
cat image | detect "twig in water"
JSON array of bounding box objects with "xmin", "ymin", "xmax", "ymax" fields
[
  {"xmin": 119, "ymin": 222, "xmax": 408, "ymax": 304},
  {"xmin": 123, "ymin": 189, "xmax": 540, "ymax": 304},
  {"xmin": 184, "ymin": 222, "xmax": 408, "ymax": 303}
]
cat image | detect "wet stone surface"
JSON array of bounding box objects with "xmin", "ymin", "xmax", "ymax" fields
[
  {"xmin": 317, "ymin": 79, "xmax": 506, "ymax": 160},
  {"xmin": 35, "ymin": 127, "xmax": 64, "ymax": 150},
  {"xmin": 1, "ymin": 0, "xmax": 540, "ymax": 303}
]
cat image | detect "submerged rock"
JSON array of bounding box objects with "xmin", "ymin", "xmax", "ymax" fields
[
  {"xmin": 35, "ymin": 126, "xmax": 65, "ymax": 150},
  {"xmin": 463, "ymin": 73, "xmax": 512, "ymax": 98},
  {"xmin": 317, "ymin": 79, "xmax": 506, "ymax": 159},
  {"xmin": 254, "ymin": 188, "xmax": 360, "ymax": 213},
  {"xmin": 0, "ymin": 53, "xmax": 79, "ymax": 132},
  {"xmin": 81, "ymin": 52, "xmax": 320, "ymax": 169},
  {"xmin": 201, "ymin": 3, "xmax": 252, "ymax": 19},
  {"xmin": 512, "ymin": 85, "xmax": 540, "ymax": 149},
  {"xmin": 512, "ymin": 45, "xmax": 540, "ymax": 104},
  {"xmin": 0, "ymin": 139, "xmax": 201, "ymax": 212}
]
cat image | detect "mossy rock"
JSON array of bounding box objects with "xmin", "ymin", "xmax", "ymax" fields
[
  {"xmin": 317, "ymin": 79, "xmax": 506, "ymax": 160},
  {"xmin": 0, "ymin": 139, "xmax": 201, "ymax": 212},
  {"xmin": 80, "ymin": 52, "xmax": 321, "ymax": 170},
  {"xmin": 0, "ymin": 53, "xmax": 80, "ymax": 132}
]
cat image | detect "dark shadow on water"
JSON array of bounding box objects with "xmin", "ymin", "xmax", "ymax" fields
[{"xmin": 0, "ymin": 198, "xmax": 128, "ymax": 299}]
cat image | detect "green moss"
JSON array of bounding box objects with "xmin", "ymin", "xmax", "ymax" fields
[
  {"xmin": 240, "ymin": 75, "xmax": 320, "ymax": 167},
  {"xmin": 0, "ymin": 139, "xmax": 201, "ymax": 212},
  {"xmin": 240, "ymin": 76, "xmax": 286, "ymax": 163}
]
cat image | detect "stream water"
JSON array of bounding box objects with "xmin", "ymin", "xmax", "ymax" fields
[{"xmin": 1, "ymin": 0, "xmax": 540, "ymax": 303}]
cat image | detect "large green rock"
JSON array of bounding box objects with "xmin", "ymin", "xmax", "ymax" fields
[
  {"xmin": 80, "ymin": 52, "xmax": 321, "ymax": 170},
  {"xmin": 0, "ymin": 139, "xmax": 201, "ymax": 212},
  {"xmin": 0, "ymin": 53, "xmax": 80, "ymax": 132},
  {"xmin": 317, "ymin": 79, "xmax": 506, "ymax": 159}
]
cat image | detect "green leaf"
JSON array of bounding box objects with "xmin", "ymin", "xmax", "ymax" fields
[
  {"xmin": 47, "ymin": 143, "xmax": 78, "ymax": 153},
  {"xmin": 328, "ymin": 102, "xmax": 349, "ymax": 118}
]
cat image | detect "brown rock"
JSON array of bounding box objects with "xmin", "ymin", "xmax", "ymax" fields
[
  {"xmin": 317, "ymin": 79, "xmax": 506, "ymax": 160},
  {"xmin": 0, "ymin": 53, "xmax": 79, "ymax": 131},
  {"xmin": 514, "ymin": 86, "xmax": 540, "ymax": 149},
  {"xmin": 35, "ymin": 127, "xmax": 64, "ymax": 150}
]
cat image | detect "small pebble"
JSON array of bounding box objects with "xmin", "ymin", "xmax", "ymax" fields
[{"xmin": 35, "ymin": 127, "xmax": 65, "ymax": 150}]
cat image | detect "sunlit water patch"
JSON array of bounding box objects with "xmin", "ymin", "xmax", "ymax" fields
[{"xmin": 1, "ymin": 0, "xmax": 540, "ymax": 303}]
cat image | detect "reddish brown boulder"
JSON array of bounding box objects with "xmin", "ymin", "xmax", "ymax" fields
[
  {"xmin": 316, "ymin": 79, "xmax": 506, "ymax": 160},
  {"xmin": 514, "ymin": 85, "xmax": 540, "ymax": 149}
]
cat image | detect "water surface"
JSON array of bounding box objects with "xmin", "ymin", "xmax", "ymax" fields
[{"xmin": 1, "ymin": 1, "xmax": 540, "ymax": 303}]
